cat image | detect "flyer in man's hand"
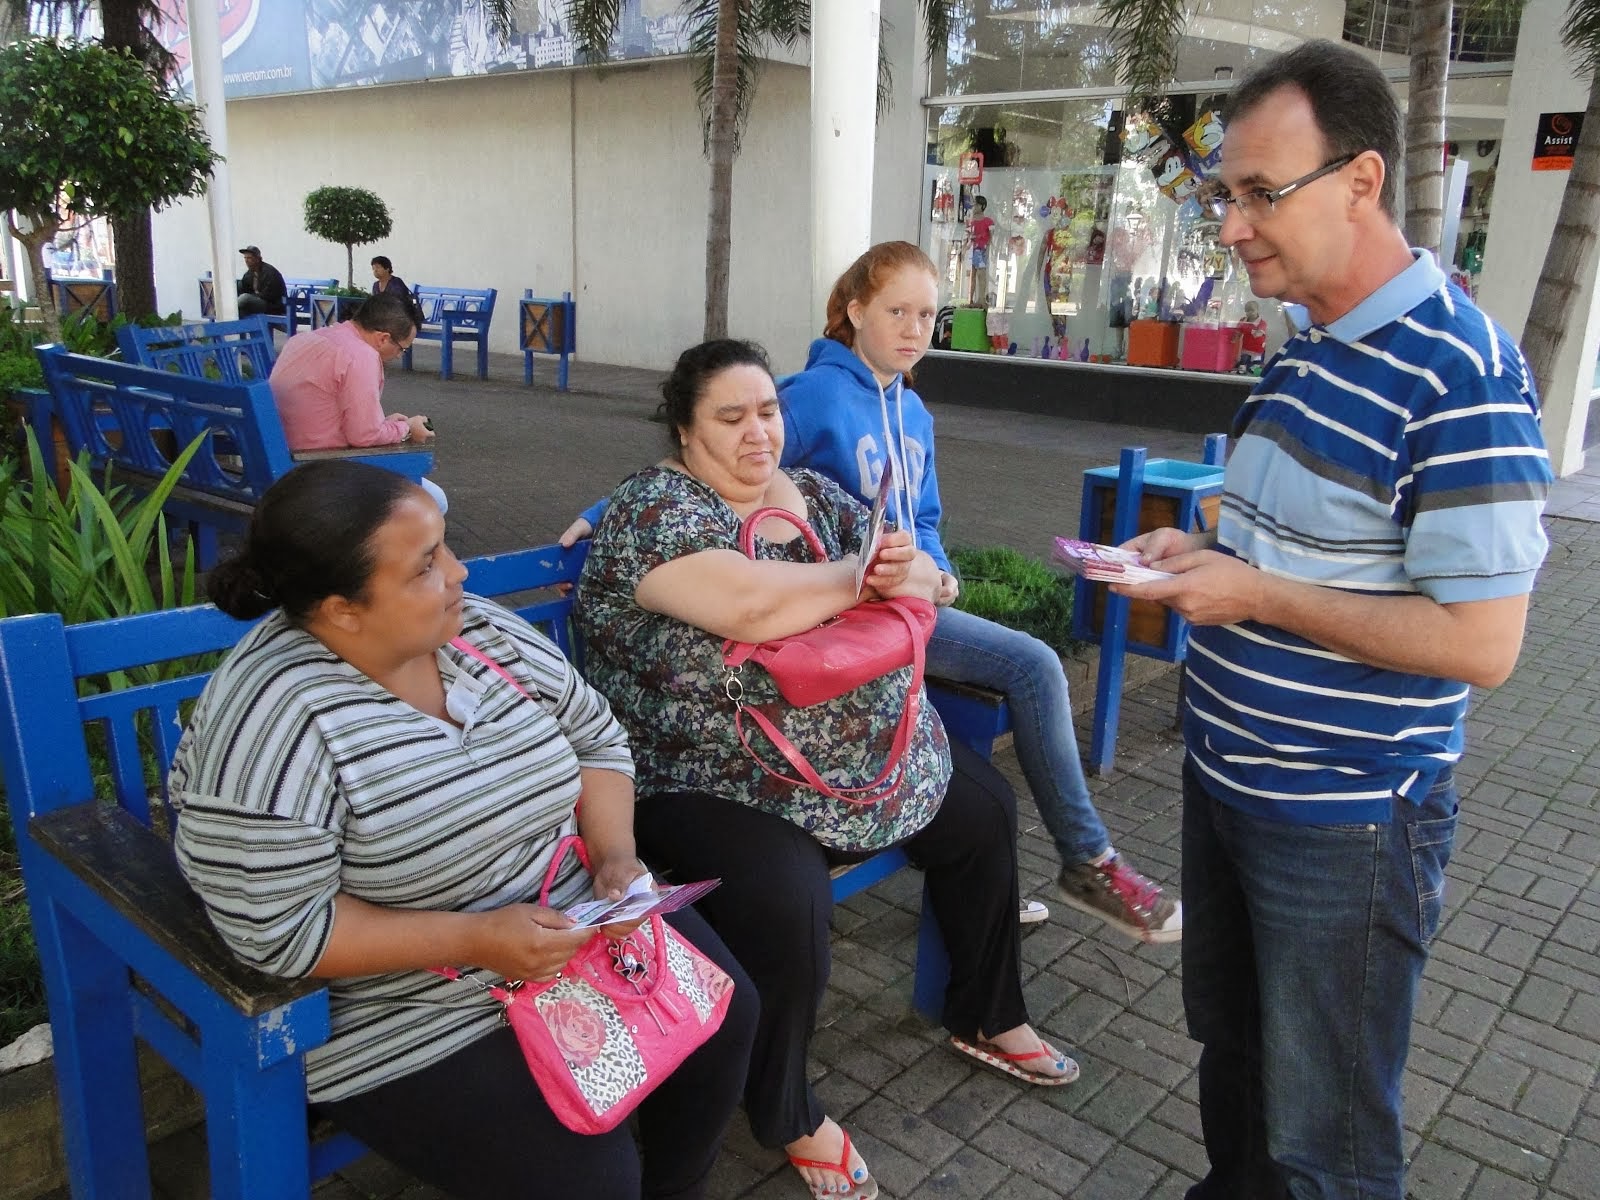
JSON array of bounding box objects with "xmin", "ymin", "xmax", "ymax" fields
[
  {"xmin": 562, "ymin": 873, "xmax": 721, "ymax": 930},
  {"xmin": 855, "ymin": 455, "xmax": 896, "ymax": 597},
  {"xmin": 1052, "ymin": 537, "xmax": 1176, "ymax": 584}
]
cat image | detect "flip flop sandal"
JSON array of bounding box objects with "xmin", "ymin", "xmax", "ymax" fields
[
  {"xmin": 787, "ymin": 1127, "xmax": 879, "ymax": 1200},
  {"xmin": 949, "ymin": 1034, "xmax": 1080, "ymax": 1086}
]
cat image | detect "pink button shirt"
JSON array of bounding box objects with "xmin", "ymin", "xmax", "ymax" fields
[{"xmin": 269, "ymin": 321, "xmax": 408, "ymax": 451}]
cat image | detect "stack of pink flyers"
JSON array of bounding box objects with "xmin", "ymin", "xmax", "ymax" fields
[
  {"xmin": 1052, "ymin": 537, "xmax": 1176, "ymax": 584},
  {"xmin": 562, "ymin": 873, "xmax": 722, "ymax": 930}
]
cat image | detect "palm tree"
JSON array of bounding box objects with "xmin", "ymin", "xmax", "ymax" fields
[
  {"xmin": 1404, "ymin": 0, "xmax": 1451, "ymax": 253},
  {"xmin": 1522, "ymin": 0, "xmax": 1600, "ymax": 410}
]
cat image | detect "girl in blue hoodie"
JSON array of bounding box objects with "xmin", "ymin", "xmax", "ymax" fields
[{"xmin": 780, "ymin": 242, "xmax": 1181, "ymax": 944}]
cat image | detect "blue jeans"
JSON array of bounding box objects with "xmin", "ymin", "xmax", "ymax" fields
[
  {"xmin": 928, "ymin": 605, "xmax": 1108, "ymax": 864},
  {"xmin": 1181, "ymin": 759, "xmax": 1458, "ymax": 1200}
]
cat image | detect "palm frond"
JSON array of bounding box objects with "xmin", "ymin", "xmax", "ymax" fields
[
  {"xmin": 919, "ymin": 0, "xmax": 951, "ymax": 67},
  {"xmin": 474, "ymin": 0, "xmax": 517, "ymax": 44},
  {"xmin": 687, "ymin": 0, "xmax": 771, "ymax": 158},
  {"xmin": 752, "ymin": 0, "xmax": 806, "ymax": 46},
  {"xmin": 1095, "ymin": 0, "xmax": 1189, "ymax": 105},
  {"xmin": 564, "ymin": 0, "xmax": 624, "ymax": 62},
  {"xmin": 1562, "ymin": 0, "xmax": 1600, "ymax": 78},
  {"xmin": 878, "ymin": 11, "xmax": 894, "ymax": 117}
]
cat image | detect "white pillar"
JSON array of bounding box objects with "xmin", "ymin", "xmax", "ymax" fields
[
  {"xmin": 1477, "ymin": 0, "xmax": 1597, "ymax": 475},
  {"xmin": 811, "ymin": 0, "xmax": 881, "ymax": 332},
  {"xmin": 185, "ymin": 0, "xmax": 237, "ymax": 321}
]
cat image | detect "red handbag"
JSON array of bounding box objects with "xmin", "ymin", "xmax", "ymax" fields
[
  {"xmin": 432, "ymin": 836, "xmax": 734, "ymax": 1136},
  {"xmin": 721, "ymin": 507, "xmax": 936, "ymax": 805}
]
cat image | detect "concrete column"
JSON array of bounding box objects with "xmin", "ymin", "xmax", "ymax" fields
[
  {"xmin": 811, "ymin": 0, "xmax": 881, "ymax": 332},
  {"xmin": 1477, "ymin": 0, "xmax": 1597, "ymax": 474},
  {"xmin": 185, "ymin": 0, "xmax": 238, "ymax": 321}
]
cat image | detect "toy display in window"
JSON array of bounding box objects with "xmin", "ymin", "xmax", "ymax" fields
[
  {"xmin": 1237, "ymin": 301, "xmax": 1268, "ymax": 372},
  {"xmin": 966, "ymin": 196, "xmax": 995, "ymax": 307}
]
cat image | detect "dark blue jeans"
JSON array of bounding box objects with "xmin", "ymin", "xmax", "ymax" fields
[{"xmin": 1181, "ymin": 758, "xmax": 1458, "ymax": 1200}]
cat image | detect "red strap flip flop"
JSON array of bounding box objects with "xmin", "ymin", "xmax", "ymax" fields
[{"xmin": 786, "ymin": 1127, "xmax": 878, "ymax": 1200}]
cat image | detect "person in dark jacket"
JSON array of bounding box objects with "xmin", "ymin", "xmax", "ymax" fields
[{"xmin": 237, "ymin": 246, "xmax": 287, "ymax": 316}]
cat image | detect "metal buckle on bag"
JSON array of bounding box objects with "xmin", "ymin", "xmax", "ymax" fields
[{"xmin": 723, "ymin": 665, "xmax": 745, "ymax": 705}]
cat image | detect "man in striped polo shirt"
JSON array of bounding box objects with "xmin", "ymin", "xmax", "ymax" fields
[{"xmin": 1119, "ymin": 40, "xmax": 1552, "ymax": 1200}]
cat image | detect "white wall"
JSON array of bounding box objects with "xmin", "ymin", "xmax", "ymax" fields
[
  {"xmin": 1478, "ymin": 0, "xmax": 1591, "ymax": 339},
  {"xmin": 1476, "ymin": 0, "xmax": 1599, "ymax": 476},
  {"xmin": 153, "ymin": 56, "xmax": 818, "ymax": 373},
  {"xmin": 871, "ymin": 0, "xmax": 930, "ymax": 247}
]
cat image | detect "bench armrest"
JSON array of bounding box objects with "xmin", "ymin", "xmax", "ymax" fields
[{"xmin": 30, "ymin": 804, "xmax": 328, "ymax": 1018}]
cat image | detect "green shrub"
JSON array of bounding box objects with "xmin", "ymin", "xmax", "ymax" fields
[
  {"xmin": 0, "ymin": 347, "xmax": 43, "ymax": 394},
  {"xmin": 0, "ymin": 426, "xmax": 205, "ymax": 631},
  {"xmin": 948, "ymin": 544, "xmax": 1084, "ymax": 657},
  {"xmin": 1, "ymin": 426, "xmax": 219, "ymax": 1044}
]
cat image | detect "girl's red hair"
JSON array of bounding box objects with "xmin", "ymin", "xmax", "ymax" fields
[{"xmin": 822, "ymin": 241, "xmax": 939, "ymax": 350}]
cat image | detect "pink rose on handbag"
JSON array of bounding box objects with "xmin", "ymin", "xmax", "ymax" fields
[
  {"xmin": 546, "ymin": 997, "xmax": 607, "ymax": 1068},
  {"xmin": 694, "ymin": 955, "xmax": 731, "ymax": 1005}
]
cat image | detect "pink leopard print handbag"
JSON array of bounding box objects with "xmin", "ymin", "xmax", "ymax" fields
[{"xmin": 434, "ymin": 835, "xmax": 734, "ymax": 1135}]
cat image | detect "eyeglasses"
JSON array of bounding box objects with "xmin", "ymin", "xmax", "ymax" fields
[{"xmin": 1198, "ymin": 153, "xmax": 1358, "ymax": 223}]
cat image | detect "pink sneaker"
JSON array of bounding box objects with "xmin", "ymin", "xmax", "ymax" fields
[{"xmin": 1057, "ymin": 853, "xmax": 1182, "ymax": 943}]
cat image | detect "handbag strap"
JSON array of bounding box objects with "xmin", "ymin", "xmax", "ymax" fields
[
  {"xmin": 450, "ymin": 636, "xmax": 538, "ymax": 699},
  {"xmin": 733, "ymin": 597, "xmax": 927, "ymax": 805},
  {"xmin": 737, "ymin": 506, "xmax": 828, "ymax": 561}
]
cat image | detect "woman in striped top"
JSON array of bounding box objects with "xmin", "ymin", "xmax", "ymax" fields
[{"xmin": 168, "ymin": 461, "xmax": 756, "ymax": 1200}]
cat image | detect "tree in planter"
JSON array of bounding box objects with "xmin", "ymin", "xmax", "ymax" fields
[
  {"xmin": 304, "ymin": 185, "xmax": 394, "ymax": 291},
  {"xmin": 6, "ymin": 0, "xmax": 181, "ymax": 319},
  {"xmin": 0, "ymin": 37, "xmax": 217, "ymax": 340}
]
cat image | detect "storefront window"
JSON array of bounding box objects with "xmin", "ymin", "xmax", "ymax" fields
[{"xmin": 924, "ymin": 92, "xmax": 1278, "ymax": 373}]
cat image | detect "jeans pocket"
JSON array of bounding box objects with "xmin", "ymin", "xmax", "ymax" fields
[{"xmin": 1406, "ymin": 807, "xmax": 1457, "ymax": 950}]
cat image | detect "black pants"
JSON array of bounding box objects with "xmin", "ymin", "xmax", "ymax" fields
[
  {"xmin": 312, "ymin": 907, "xmax": 757, "ymax": 1200},
  {"xmin": 635, "ymin": 739, "xmax": 1027, "ymax": 1148}
]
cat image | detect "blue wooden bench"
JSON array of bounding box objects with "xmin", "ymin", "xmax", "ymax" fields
[
  {"xmin": 36, "ymin": 342, "xmax": 435, "ymax": 564},
  {"xmin": 198, "ymin": 275, "xmax": 337, "ymax": 337},
  {"xmin": 116, "ymin": 317, "xmax": 277, "ymax": 384},
  {"xmin": 0, "ymin": 541, "xmax": 1008, "ymax": 1198},
  {"xmin": 402, "ymin": 284, "xmax": 496, "ymax": 380}
]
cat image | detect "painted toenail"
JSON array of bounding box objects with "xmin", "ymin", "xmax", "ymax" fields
[{"xmin": 853, "ymin": 1168, "xmax": 866, "ymax": 1180}]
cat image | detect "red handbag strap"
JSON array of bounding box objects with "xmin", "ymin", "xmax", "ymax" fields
[
  {"xmin": 450, "ymin": 636, "xmax": 535, "ymax": 698},
  {"xmin": 733, "ymin": 597, "xmax": 927, "ymax": 805},
  {"xmin": 537, "ymin": 833, "xmax": 592, "ymax": 905},
  {"xmin": 737, "ymin": 506, "xmax": 827, "ymax": 561}
]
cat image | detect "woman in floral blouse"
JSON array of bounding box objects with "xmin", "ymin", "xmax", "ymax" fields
[{"xmin": 577, "ymin": 339, "xmax": 1077, "ymax": 1200}]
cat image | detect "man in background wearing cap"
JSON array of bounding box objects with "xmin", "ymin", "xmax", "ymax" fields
[{"xmin": 237, "ymin": 246, "xmax": 287, "ymax": 317}]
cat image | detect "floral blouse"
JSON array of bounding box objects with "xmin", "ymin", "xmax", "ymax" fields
[{"xmin": 577, "ymin": 465, "xmax": 950, "ymax": 852}]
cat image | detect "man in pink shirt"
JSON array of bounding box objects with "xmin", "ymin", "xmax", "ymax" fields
[{"xmin": 269, "ymin": 294, "xmax": 447, "ymax": 509}]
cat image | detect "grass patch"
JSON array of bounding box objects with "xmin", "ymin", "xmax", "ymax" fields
[{"xmin": 948, "ymin": 544, "xmax": 1084, "ymax": 657}]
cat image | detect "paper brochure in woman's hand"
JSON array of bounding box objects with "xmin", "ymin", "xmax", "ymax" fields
[
  {"xmin": 562, "ymin": 873, "xmax": 722, "ymax": 929},
  {"xmin": 855, "ymin": 455, "xmax": 895, "ymax": 597},
  {"xmin": 1052, "ymin": 537, "xmax": 1176, "ymax": 584}
]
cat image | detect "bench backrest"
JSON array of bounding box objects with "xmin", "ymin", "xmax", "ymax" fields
[
  {"xmin": 36, "ymin": 344, "xmax": 293, "ymax": 503},
  {"xmin": 116, "ymin": 316, "xmax": 278, "ymax": 383},
  {"xmin": 0, "ymin": 544, "xmax": 589, "ymax": 838},
  {"xmin": 412, "ymin": 285, "xmax": 496, "ymax": 328}
]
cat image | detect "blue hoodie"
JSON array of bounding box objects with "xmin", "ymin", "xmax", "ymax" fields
[{"xmin": 778, "ymin": 338, "xmax": 950, "ymax": 572}]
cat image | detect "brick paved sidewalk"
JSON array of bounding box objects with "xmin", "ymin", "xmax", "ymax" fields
[{"xmin": 113, "ymin": 360, "xmax": 1600, "ymax": 1199}]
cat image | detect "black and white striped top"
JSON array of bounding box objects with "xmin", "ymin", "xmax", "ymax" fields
[{"xmin": 169, "ymin": 596, "xmax": 634, "ymax": 1101}]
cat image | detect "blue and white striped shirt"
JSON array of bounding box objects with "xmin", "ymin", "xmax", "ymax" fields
[{"xmin": 1185, "ymin": 252, "xmax": 1552, "ymax": 823}]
